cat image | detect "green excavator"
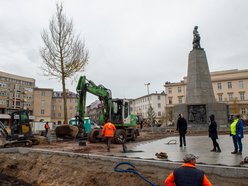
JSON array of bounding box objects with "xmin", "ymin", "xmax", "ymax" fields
[{"xmin": 75, "ymin": 76, "xmax": 139, "ymax": 143}]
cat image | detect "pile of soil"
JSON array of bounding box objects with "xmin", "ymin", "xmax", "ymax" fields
[{"xmin": 0, "ymin": 173, "xmax": 31, "ymax": 186}]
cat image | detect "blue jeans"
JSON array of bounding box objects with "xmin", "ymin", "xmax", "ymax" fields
[{"xmin": 232, "ymin": 135, "xmax": 242, "ymax": 153}]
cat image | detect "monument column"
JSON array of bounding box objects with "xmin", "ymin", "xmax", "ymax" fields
[
  {"xmin": 173, "ymin": 26, "xmax": 228, "ymax": 128},
  {"xmin": 186, "ymin": 49, "xmax": 216, "ymax": 104}
]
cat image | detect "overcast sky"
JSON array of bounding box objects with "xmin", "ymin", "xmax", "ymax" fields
[{"xmin": 1, "ymin": 0, "xmax": 248, "ymax": 104}]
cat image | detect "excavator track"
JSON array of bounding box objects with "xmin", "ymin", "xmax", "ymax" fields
[{"xmin": 3, "ymin": 140, "xmax": 32, "ymax": 148}]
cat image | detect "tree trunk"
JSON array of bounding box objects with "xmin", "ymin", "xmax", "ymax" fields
[{"xmin": 62, "ymin": 74, "xmax": 68, "ymax": 124}]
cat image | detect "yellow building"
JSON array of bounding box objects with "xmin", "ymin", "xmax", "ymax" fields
[
  {"xmin": 164, "ymin": 69, "xmax": 248, "ymax": 120},
  {"xmin": 52, "ymin": 91, "xmax": 78, "ymax": 124},
  {"xmin": 33, "ymin": 88, "xmax": 53, "ymax": 122},
  {"xmin": 0, "ymin": 71, "xmax": 35, "ymax": 124}
]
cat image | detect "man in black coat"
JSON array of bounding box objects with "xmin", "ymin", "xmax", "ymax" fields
[
  {"xmin": 208, "ymin": 114, "xmax": 221, "ymax": 152},
  {"xmin": 177, "ymin": 114, "xmax": 187, "ymax": 147}
]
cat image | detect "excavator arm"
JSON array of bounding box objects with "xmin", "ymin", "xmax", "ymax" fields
[{"xmin": 76, "ymin": 76, "xmax": 112, "ymax": 124}]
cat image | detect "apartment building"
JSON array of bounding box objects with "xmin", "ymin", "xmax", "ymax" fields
[
  {"xmin": 164, "ymin": 69, "xmax": 248, "ymax": 119},
  {"xmin": 131, "ymin": 92, "xmax": 166, "ymax": 121},
  {"xmin": 0, "ymin": 71, "xmax": 35, "ymax": 124},
  {"xmin": 86, "ymin": 100, "xmax": 104, "ymax": 124},
  {"xmin": 52, "ymin": 90, "xmax": 78, "ymax": 124},
  {"xmin": 33, "ymin": 88, "xmax": 53, "ymax": 122}
]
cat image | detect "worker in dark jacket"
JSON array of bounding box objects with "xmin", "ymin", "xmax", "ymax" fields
[
  {"xmin": 164, "ymin": 154, "xmax": 212, "ymax": 186},
  {"xmin": 208, "ymin": 114, "xmax": 221, "ymax": 152},
  {"xmin": 176, "ymin": 114, "xmax": 187, "ymax": 147}
]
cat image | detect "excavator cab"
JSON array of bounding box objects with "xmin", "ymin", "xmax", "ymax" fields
[
  {"xmin": 111, "ymin": 99, "xmax": 136, "ymax": 127},
  {"xmin": 9, "ymin": 110, "xmax": 32, "ymax": 140},
  {"xmin": 0, "ymin": 110, "xmax": 33, "ymax": 147}
]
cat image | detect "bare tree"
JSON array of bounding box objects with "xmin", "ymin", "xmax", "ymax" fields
[{"xmin": 40, "ymin": 3, "xmax": 88, "ymax": 124}]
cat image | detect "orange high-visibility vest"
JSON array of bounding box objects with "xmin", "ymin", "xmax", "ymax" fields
[
  {"xmin": 45, "ymin": 123, "xmax": 49, "ymax": 129},
  {"xmin": 102, "ymin": 122, "xmax": 116, "ymax": 137}
]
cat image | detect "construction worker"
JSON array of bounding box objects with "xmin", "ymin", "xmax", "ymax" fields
[
  {"xmin": 164, "ymin": 154, "xmax": 212, "ymax": 186},
  {"xmin": 102, "ymin": 120, "xmax": 116, "ymax": 152},
  {"xmin": 176, "ymin": 113, "xmax": 187, "ymax": 147},
  {"xmin": 230, "ymin": 114, "xmax": 244, "ymax": 155},
  {"xmin": 44, "ymin": 122, "xmax": 50, "ymax": 137}
]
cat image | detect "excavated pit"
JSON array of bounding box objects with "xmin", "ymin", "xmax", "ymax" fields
[{"xmin": 0, "ymin": 131, "xmax": 248, "ymax": 185}]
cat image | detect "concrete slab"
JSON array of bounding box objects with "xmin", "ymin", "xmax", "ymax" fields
[{"xmin": 120, "ymin": 135, "xmax": 248, "ymax": 167}]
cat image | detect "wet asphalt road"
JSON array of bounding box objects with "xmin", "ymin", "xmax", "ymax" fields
[{"xmin": 120, "ymin": 135, "xmax": 248, "ymax": 167}]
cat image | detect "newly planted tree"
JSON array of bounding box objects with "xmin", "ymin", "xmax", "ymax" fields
[{"xmin": 40, "ymin": 3, "xmax": 88, "ymax": 123}]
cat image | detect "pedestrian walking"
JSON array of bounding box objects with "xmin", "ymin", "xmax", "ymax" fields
[
  {"xmin": 230, "ymin": 114, "xmax": 244, "ymax": 155},
  {"xmin": 208, "ymin": 114, "xmax": 221, "ymax": 152},
  {"xmin": 102, "ymin": 120, "xmax": 116, "ymax": 152},
  {"xmin": 176, "ymin": 114, "xmax": 187, "ymax": 147},
  {"xmin": 164, "ymin": 154, "xmax": 212, "ymax": 186},
  {"xmin": 44, "ymin": 122, "xmax": 50, "ymax": 137}
]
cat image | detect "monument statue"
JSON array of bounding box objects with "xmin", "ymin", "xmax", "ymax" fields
[
  {"xmin": 173, "ymin": 26, "xmax": 227, "ymax": 128},
  {"xmin": 192, "ymin": 26, "xmax": 201, "ymax": 49}
]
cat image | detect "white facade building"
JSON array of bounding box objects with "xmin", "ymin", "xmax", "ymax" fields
[{"xmin": 130, "ymin": 92, "xmax": 166, "ymax": 121}]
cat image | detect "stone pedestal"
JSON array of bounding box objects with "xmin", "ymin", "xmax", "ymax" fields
[
  {"xmin": 173, "ymin": 102, "xmax": 228, "ymax": 129},
  {"xmin": 186, "ymin": 49, "xmax": 216, "ymax": 104},
  {"xmin": 173, "ymin": 48, "xmax": 228, "ymax": 130}
]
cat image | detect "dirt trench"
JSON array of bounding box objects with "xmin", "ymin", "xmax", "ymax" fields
[
  {"xmin": 0, "ymin": 151, "xmax": 248, "ymax": 186},
  {"xmin": 0, "ymin": 130, "xmax": 248, "ymax": 186}
]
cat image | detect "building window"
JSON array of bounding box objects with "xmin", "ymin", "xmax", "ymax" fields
[
  {"xmin": 168, "ymin": 97, "xmax": 173, "ymax": 104},
  {"xmin": 178, "ymin": 87, "xmax": 182, "ymax": 93},
  {"xmin": 227, "ymin": 92, "xmax": 233, "ymax": 101},
  {"xmin": 0, "ymin": 99, "xmax": 7, "ymax": 105},
  {"xmin": 217, "ymin": 82, "xmax": 222, "ymax": 90},
  {"xmin": 58, "ymin": 113, "xmax": 61, "ymax": 117},
  {"xmin": 41, "ymin": 109, "xmax": 44, "ymax": 115},
  {"xmin": 24, "ymin": 87, "xmax": 33, "ymax": 92},
  {"xmin": 239, "ymin": 81, "xmax": 244, "ymax": 89},
  {"xmin": 59, "ymin": 105, "xmax": 62, "ymax": 110},
  {"xmin": 41, "ymin": 101, "xmax": 45, "ymax": 107},
  {"xmin": 15, "ymin": 84, "xmax": 20, "ymax": 90},
  {"xmin": 168, "ymin": 87, "xmax": 172, "ymax": 94},
  {"xmin": 157, "ymin": 95, "xmax": 160, "ymax": 100},
  {"xmin": 41, "ymin": 91, "xmax": 45, "ymax": 96},
  {"xmin": 178, "ymin": 96, "xmax": 183, "ymax": 104},
  {"xmin": 218, "ymin": 94, "xmax": 223, "ymax": 102},
  {"xmin": 158, "ymin": 111, "xmax": 161, "ymax": 116},
  {"xmin": 241, "ymin": 108, "xmax": 246, "ymax": 115},
  {"xmin": 239, "ymin": 92, "xmax": 245, "ymax": 101},
  {"xmin": 227, "ymin": 82, "xmax": 232, "ymax": 89},
  {"xmin": 0, "ymin": 82, "xmax": 7, "ymax": 88},
  {"xmin": 0, "ymin": 91, "xmax": 7, "ymax": 96},
  {"xmin": 157, "ymin": 103, "xmax": 161, "ymax": 108}
]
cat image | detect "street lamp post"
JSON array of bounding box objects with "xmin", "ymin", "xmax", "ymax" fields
[{"xmin": 145, "ymin": 83, "xmax": 151, "ymax": 107}]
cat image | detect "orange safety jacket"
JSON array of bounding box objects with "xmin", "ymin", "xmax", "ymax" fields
[
  {"xmin": 102, "ymin": 122, "xmax": 116, "ymax": 137},
  {"xmin": 164, "ymin": 163, "xmax": 212, "ymax": 186},
  {"xmin": 45, "ymin": 123, "xmax": 50, "ymax": 129}
]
